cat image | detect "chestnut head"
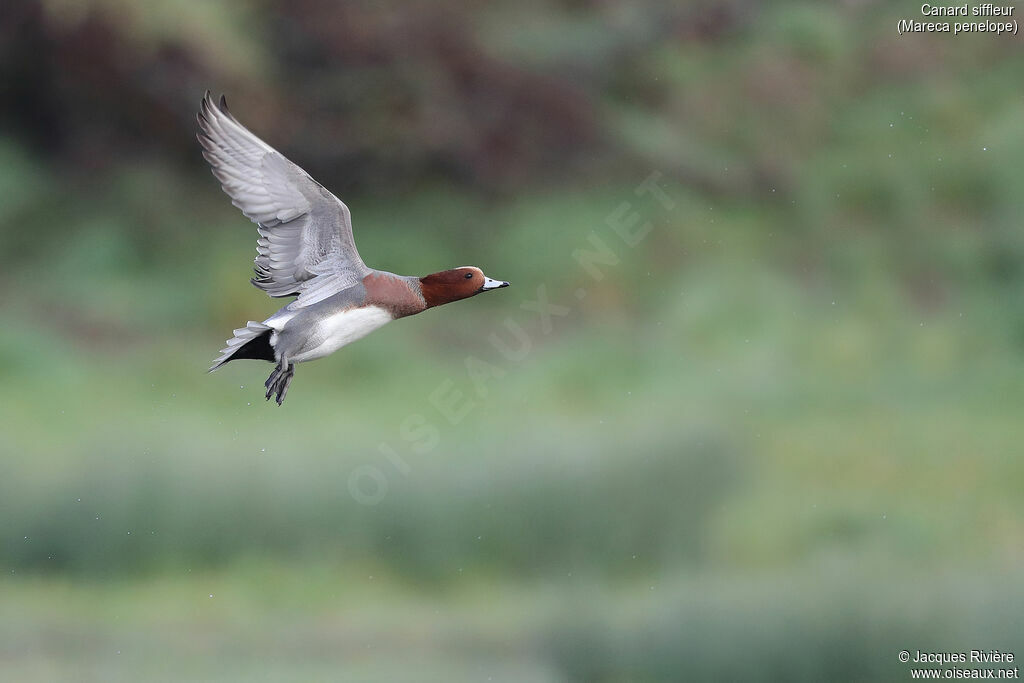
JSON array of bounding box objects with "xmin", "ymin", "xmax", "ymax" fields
[{"xmin": 420, "ymin": 266, "xmax": 509, "ymax": 308}]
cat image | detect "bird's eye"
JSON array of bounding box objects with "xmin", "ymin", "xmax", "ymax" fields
[{"xmin": 465, "ymin": 273, "xmax": 473, "ymax": 279}]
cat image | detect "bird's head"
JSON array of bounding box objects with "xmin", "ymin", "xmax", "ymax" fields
[{"xmin": 420, "ymin": 266, "xmax": 509, "ymax": 308}]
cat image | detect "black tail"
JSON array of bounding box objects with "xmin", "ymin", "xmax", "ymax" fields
[
  {"xmin": 229, "ymin": 330, "xmax": 274, "ymax": 362},
  {"xmin": 209, "ymin": 322, "xmax": 275, "ymax": 372}
]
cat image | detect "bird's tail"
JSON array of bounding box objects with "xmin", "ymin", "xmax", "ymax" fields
[{"xmin": 208, "ymin": 321, "xmax": 274, "ymax": 372}]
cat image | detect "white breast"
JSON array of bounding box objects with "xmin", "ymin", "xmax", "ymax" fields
[{"xmin": 291, "ymin": 305, "xmax": 393, "ymax": 363}]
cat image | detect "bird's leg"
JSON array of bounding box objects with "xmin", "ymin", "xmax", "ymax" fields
[
  {"xmin": 264, "ymin": 355, "xmax": 294, "ymax": 405},
  {"xmin": 264, "ymin": 366, "xmax": 281, "ymax": 394},
  {"xmin": 275, "ymin": 365, "xmax": 295, "ymax": 405},
  {"xmin": 264, "ymin": 363, "xmax": 282, "ymax": 401}
]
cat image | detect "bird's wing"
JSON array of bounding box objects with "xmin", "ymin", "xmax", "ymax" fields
[{"xmin": 197, "ymin": 92, "xmax": 371, "ymax": 307}]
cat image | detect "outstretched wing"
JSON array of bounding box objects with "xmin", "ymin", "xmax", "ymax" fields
[{"xmin": 197, "ymin": 92, "xmax": 371, "ymax": 307}]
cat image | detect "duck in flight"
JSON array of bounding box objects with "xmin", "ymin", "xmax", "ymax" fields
[{"xmin": 197, "ymin": 92, "xmax": 509, "ymax": 404}]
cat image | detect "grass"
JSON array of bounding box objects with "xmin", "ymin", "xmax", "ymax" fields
[
  {"xmin": 2, "ymin": 179, "xmax": 1023, "ymax": 679},
  {"xmin": 4, "ymin": 1, "xmax": 1024, "ymax": 677},
  {"xmin": 3, "ymin": 562, "xmax": 1022, "ymax": 682}
]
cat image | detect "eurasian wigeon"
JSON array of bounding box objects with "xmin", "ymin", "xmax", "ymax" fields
[{"xmin": 198, "ymin": 93, "xmax": 509, "ymax": 404}]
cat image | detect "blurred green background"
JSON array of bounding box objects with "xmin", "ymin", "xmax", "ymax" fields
[{"xmin": 2, "ymin": 1, "xmax": 1023, "ymax": 681}]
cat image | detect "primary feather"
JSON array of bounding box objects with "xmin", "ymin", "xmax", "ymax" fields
[{"xmin": 196, "ymin": 92, "xmax": 371, "ymax": 307}]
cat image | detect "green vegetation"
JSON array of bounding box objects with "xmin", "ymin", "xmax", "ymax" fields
[{"xmin": 1, "ymin": 1, "xmax": 1022, "ymax": 680}]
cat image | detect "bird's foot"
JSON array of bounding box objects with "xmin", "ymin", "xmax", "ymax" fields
[{"xmin": 264, "ymin": 362, "xmax": 295, "ymax": 405}]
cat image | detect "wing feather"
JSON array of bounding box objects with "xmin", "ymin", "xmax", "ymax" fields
[{"xmin": 197, "ymin": 91, "xmax": 370, "ymax": 304}]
